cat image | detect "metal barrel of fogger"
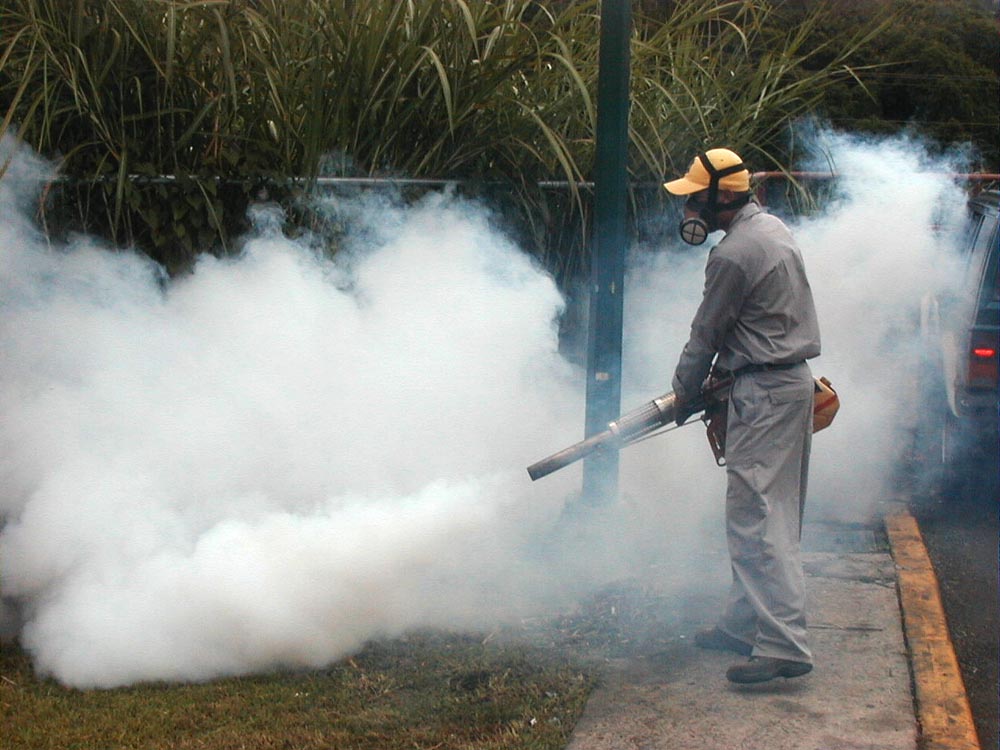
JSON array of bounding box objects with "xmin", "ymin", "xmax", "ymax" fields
[{"xmin": 526, "ymin": 391, "xmax": 680, "ymax": 481}]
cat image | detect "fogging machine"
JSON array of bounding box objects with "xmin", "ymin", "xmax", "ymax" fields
[{"xmin": 527, "ymin": 374, "xmax": 839, "ymax": 481}]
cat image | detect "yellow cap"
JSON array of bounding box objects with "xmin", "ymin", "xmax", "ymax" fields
[{"xmin": 663, "ymin": 148, "xmax": 750, "ymax": 195}]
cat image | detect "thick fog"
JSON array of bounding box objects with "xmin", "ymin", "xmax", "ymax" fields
[{"xmin": 0, "ymin": 129, "xmax": 969, "ymax": 687}]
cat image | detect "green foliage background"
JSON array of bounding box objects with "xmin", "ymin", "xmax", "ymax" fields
[
  {"xmin": 767, "ymin": 0, "xmax": 999, "ymax": 167},
  {"xmin": 1, "ymin": 0, "xmax": 995, "ymax": 280}
]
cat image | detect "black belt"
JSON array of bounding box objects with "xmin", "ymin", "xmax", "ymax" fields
[{"xmin": 728, "ymin": 361, "xmax": 805, "ymax": 378}]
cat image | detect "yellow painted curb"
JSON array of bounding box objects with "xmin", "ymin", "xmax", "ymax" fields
[{"xmin": 885, "ymin": 511, "xmax": 981, "ymax": 750}]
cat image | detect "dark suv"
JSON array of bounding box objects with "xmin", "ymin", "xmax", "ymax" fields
[{"xmin": 918, "ymin": 189, "xmax": 999, "ymax": 498}]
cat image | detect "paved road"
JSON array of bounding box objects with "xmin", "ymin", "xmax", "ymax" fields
[{"xmin": 911, "ymin": 475, "xmax": 999, "ymax": 749}]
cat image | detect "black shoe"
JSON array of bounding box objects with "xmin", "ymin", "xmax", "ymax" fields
[
  {"xmin": 726, "ymin": 656, "xmax": 813, "ymax": 684},
  {"xmin": 694, "ymin": 627, "xmax": 753, "ymax": 656}
]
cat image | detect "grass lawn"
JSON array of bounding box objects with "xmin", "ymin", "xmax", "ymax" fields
[{"xmin": 1, "ymin": 630, "xmax": 595, "ymax": 750}]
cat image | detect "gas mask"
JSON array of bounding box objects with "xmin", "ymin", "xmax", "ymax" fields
[{"xmin": 678, "ymin": 153, "xmax": 751, "ymax": 246}]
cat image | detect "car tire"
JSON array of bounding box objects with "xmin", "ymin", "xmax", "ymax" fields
[{"xmin": 937, "ymin": 409, "xmax": 966, "ymax": 498}]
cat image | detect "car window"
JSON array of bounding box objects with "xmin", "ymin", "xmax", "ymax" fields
[
  {"xmin": 974, "ymin": 226, "xmax": 999, "ymax": 328},
  {"xmin": 965, "ymin": 208, "xmax": 996, "ymax": 288},
  {"xmin": 962, "ymin": 212, "xmax": 986, "ymax": 260}
]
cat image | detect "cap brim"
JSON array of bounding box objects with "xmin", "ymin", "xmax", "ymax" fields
[{"xmin": 662, "ymin": 176, "xmax": 707, "ymax": 195}]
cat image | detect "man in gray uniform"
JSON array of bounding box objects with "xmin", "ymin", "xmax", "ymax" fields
[{"xmin": 663, "ymin": 148, "xmax": 821, "ymax": 684}]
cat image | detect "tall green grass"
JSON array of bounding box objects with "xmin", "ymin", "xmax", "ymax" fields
[{"xmin": 0, "ymin": 0, "xmax": 885, "ymax": 277}]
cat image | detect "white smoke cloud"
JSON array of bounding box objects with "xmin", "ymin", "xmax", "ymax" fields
[
  {"xmin": 783, "ymin": 131, "xmax": 968, "ymax": 518},
  {"xmin": 0, "ymin": 128, "xmax": 970, "ymax": 688},
  {"xmin": 0, "ymin": 136, "xmax": 586, "ymax": 687}
]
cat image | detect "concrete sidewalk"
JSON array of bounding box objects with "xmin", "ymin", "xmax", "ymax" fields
[{"xmin": 564, "ymin": 507, "xmax": 979, "ymax": 750}]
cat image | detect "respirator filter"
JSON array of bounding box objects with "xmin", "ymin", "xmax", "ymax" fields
[{"xmin": 678, "ymin": 217, "xmax": 710, "ymax": 245}]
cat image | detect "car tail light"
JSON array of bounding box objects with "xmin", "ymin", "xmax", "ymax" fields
[{"xmin": 967, "ymin": 331, "xmax": 998, "ymax": 389}]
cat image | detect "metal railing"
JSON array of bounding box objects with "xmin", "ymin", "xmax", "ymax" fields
[
  {"xmin": 751, "ymin": 171, "xmax": 1000, "ymax": 205},
  {"xmin": 48, "ymin": 172, "xmax": 1000, "ymax": 194}
]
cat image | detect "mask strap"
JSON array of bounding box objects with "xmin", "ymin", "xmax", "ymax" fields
[
  {"xmin": 716, "ymin": 194, "xmax": 751, "ymax": 212},
  {"xmin": 696, "ymin": 152, "xmax": 748, "ymax": 214}
]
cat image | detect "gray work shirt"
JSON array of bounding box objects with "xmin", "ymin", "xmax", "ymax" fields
[{"xmin": 672, "ymin": 201, "xmax": 821, "ymax": 402}]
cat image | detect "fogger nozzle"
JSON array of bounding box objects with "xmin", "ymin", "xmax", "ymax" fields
[
  {"xmin": 527, "ymin": 374, "xmax": 839, "ymax": 481},
  {"xmin": 526, "ymin": 391, "xmax": 680, "ymax": 481}
]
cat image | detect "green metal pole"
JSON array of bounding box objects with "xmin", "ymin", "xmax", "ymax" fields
[{"xmin": 583, "ymin": 0, "xmax": 631, "ymax": 504}]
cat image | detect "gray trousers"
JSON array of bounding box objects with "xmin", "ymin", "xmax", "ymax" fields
[{"xmin": 719, "ymin": 364, "xmax": 813, "ymax": 663}]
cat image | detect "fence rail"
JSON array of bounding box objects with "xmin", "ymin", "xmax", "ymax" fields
[{"xmin": 44, "ymin": 172, "xmax": 1000, "ymax": 192}]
